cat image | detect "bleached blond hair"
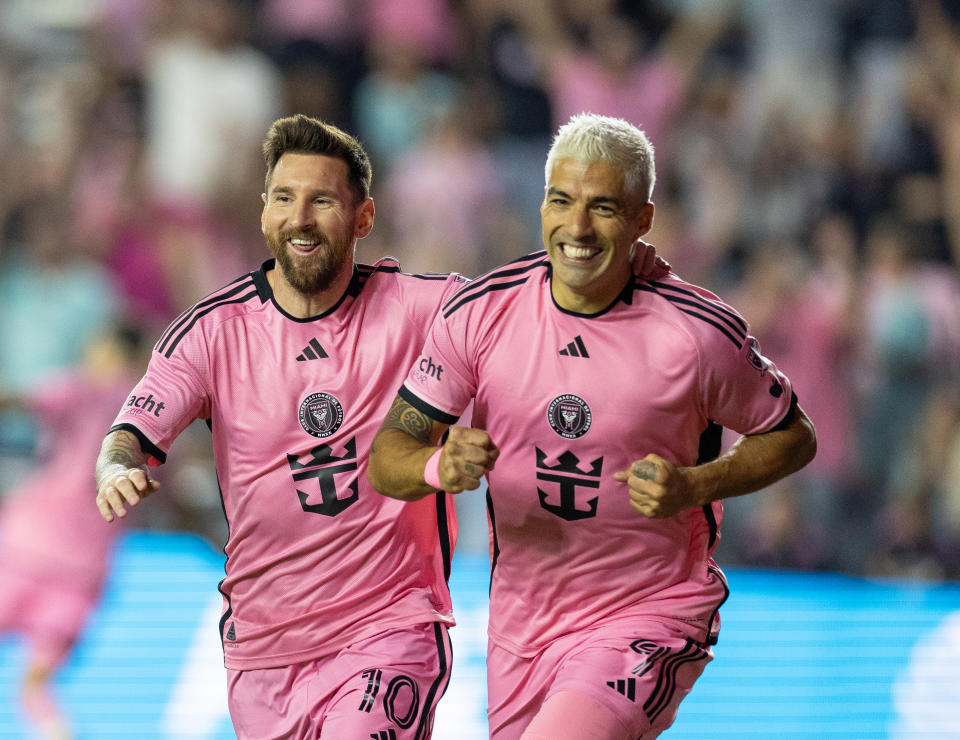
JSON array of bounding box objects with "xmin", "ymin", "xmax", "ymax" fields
[{"xmin": 544, "ymin": 113, "xmax": 656, "ymax": 202}]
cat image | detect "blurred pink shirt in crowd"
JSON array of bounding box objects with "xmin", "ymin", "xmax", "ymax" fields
[
  {"xmin": 0, "ymin": 372, "xmax": 132, "ymax": 594},
  {"xmin": 548, "ymin": 54, "xmax": 684, "ymax": 156}
]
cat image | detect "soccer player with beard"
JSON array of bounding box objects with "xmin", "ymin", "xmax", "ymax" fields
[
  {"xmin": 92, "ymin": 114, "xmax": 467, "ymax": 739},
  {"xmin": 368, "ymin": 113, "xmax": 817, "ymax": 740}
]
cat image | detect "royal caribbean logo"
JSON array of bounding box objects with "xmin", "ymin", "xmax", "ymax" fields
[
  {"xmin": 299, "ymin": 392, "xmax": 344, "ymax": 438},
  {"xmin": 547, "ymin": 394, "xmax": 592, "ymax": 439}
]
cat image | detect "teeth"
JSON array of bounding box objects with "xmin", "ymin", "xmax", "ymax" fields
[
  {"xmin": 290, "ymin": 239, "xmax": 318, "ymax": 246},
  {"xmin": 562, "ymin": 245, "xmax": 596, "ymax": 259}
]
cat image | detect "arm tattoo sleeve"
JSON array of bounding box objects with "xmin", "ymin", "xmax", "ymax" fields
[
  {"xmin": 95, "ymin": 430, "xmax": 149, "ymax": 488},
  {"xmin": 380, "ymin": 396, "xmax": 436, "ymax": 444}
]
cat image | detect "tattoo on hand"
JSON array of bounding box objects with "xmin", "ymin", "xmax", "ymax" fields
[{"xmin": 632, "ymin": 461, "xmax": 657, "ymax": 480}]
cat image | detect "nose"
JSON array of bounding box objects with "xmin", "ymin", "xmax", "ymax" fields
[
  {"xmin": 290, "ymin": 199, "xmax": 315, "ymax": 230},
  {"xmin": 564, "ymin": 206, "xmax": 595, "ymax": 241}
]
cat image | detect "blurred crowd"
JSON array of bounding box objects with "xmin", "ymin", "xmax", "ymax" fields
[{"xmin": 1, "ymin": 0, "xmax": 959, "ymax": 580}]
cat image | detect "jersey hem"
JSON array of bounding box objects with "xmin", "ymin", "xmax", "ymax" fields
[
  {"xmin": 221, "ymin": 612, "xmax": 456, "ymax": 671},
  {"xmin": 486, "ymin": 612, "xmax": 714, "ymax": 659}
]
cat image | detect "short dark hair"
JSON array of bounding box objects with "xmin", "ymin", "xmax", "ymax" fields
[{"xmin": 262, "ymin": 114, "xmax": 372, "ymax": 202}]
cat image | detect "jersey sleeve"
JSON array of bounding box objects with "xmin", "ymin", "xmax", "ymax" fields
[
  {"xmin": 699, "ymin": 314, "xmax": 794, "ymax": 435},
  {"xmin": 108, "ymin": 336, "xmax": 211, "ymax": 465},
  {"xmin": 400, "ymin": 294, "xmax": 477, "ymax": 425}
]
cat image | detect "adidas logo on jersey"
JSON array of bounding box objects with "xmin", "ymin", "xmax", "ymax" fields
[
  {"xmin": 296, "ymin": 338, "xmax": 328, "ymax": 361},
  {"xmin": 606, "ymin": 677, "xmax": 636, "ymax": 702},
  {"xmin": 558, "ymin": 335, "xmax": 589, "ymax": 358}
]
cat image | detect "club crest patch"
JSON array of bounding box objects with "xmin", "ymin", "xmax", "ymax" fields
[
  {"xmin": 299, "ymin": 392, "xmax": 344, "ymax": 438},
  {"xmin": 746, "ymin": 337, "xmax": 767, "ymax": 375},
  {"xmin": 547, "ymin": 394, "xmax": 593, "ymax": 439}
]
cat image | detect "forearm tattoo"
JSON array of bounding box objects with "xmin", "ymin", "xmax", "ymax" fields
[
  {"xmin": 95, "ymin": 430, "xmax": 148, "ymax": 488},
  {"xmin": 380, "ymin": 397, "xmax": 435, "ymax": 444}
]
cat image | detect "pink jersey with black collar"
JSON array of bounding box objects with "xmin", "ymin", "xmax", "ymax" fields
[
  {"xmin": 110, "ymin": 258, "xmax": 466, "ymax": 670},
  {"xmin": 401, "ymin": 251, "xmax": 795, "ymax": 656}
]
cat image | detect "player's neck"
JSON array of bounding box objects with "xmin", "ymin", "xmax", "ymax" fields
[
  {"xmin": 268, "ymin": 264, "xmax": 354, "ymax": 318},
  {"xmin": 551, "ymin": 271, "xmax": 631, "ymax": 315}
]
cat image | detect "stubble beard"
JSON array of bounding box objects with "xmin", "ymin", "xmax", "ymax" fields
[{"xmin": 267, "ymin": 229, "xmax": 354, "ymax": 294}]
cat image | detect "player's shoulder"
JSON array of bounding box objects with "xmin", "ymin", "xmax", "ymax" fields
[
  {"xmin": 354, "ymin": 256, "xmax": 467, "ymax": 293},
  {"xmin": 632, "ymin": 271, "xmax": 750, "ymax": 352},
  {"xmin": 154, "ymin": 267, "xmax": 265, "ymax": 359},
  {"xmin": 440, "ymin": 250, "xmax": 549, "ymax": 320},
  {"xmin": 348, "ymin": 257, "xmax": 468, "ymax": 315}
]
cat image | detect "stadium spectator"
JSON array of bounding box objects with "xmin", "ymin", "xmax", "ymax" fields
[{"xmin": 0, "ymin": 324, "xmax": 146, "ymax": 740}]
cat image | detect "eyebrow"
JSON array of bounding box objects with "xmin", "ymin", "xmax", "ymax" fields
[
  {"xmin": 546, "ymin": 187, "xmax": 622, "ymax": 209},
  {"xmin": 268, "ymin": 185, "xmax": 339, "ymax": 199}
]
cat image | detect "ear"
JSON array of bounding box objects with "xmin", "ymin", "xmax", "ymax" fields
[
  {"xmin": 635, "ymin": 202, "xmax": 654, "ymax": 238},
  {"xmin": 355, "ymin": 198, "xmax": 375, "ymax": 239}
]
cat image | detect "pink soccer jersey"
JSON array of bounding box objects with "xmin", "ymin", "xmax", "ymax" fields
[
  {"xmin": 110, "ymin": 258, "xmax": 466, "ymax": 670},
  {"xmin": 401, "ymin": 251, "xmax": 795, "ymax": 656}
]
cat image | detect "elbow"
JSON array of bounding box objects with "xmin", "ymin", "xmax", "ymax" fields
[
  {"xmin": 794, "ymin": 408, "xmax": 818, "ymax": 470},
  {"xmin": 365, "ymin": 456, "xmax": 393, "ymax": 498}
]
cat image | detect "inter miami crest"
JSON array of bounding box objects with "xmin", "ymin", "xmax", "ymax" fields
[
  {"xmin": 547, "ymin": 394, "xmax": 592, "ymax": 439},
  {"xmin": 299, "ymin": 392, "xmax": 344, "ymax": 438}
]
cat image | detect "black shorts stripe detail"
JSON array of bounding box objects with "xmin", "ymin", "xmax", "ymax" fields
[
  {"xmin": 631, "ymin": 646, "xmax": 670, "ymax": 678},
  {"xmin": 435, "ymin": 492, "xmax": 453, "ymax": 583},
  {"xmin": 486, "ymin": 489, "xmax": 500, "ymax": 597},
  {"xmin": 645, "ymin": 280, "xmax": 748, "ymax": 334},
  {"xmin": 397, "ymin": 386, "xmax": 460, "ymax": 426},
  {"xmin": 156, "ymin": 278, "xmax": 257, "ymax": 354},
  {"xmin": 704, "ymin": 564, "xmax": 729, "ymax": 646},
  {"xmin": 161, "ymin": 289, "xmax": 260, "ymax": 357},
  {"xmin": 414, "ymin": 623, "xmax": 452, "ymax": 740},
  {"xmin": 442, "ymin": 278, "xmax": 531, "ymax": 319},
  {"xmin": 107, "ymin": 423, "xmax": 167, "ymax": 464},
  {"xmin": 644, "ymin": 640, "xmax": 709, "ymax": 723}
]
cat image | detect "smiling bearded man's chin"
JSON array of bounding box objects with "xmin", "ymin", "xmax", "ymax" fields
[{"xmin": 269, "ymin": 233, "xmax": 353, "ymax": 294}]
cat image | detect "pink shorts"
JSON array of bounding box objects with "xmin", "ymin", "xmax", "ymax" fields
[
  {"xmin": 0, "ymin": 564, "xmax": 98, "ymax": 669},
  {"xmin": 487, "ymin": 617, "xmax": 713, "ymax": 740},
  {"xmin": 227, "ymin": 621, "xmax": 452, "ymax": 740}
]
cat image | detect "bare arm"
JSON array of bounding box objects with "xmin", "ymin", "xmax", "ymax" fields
[
  {"xmin": 368, "ymin": 396, "xmax": 499, "ymax": 501},
  {"xmin": 94, "ymin": 429, "xmax": 161, "ymax": 522},
  {"xmin": 614, "ymin": 404, "xmax": 817, "ymax": 518}
]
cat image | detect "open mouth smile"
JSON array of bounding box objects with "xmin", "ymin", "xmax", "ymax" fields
[
  {"xmin": 287, "ymin": 237, "xmax": 322, "ymax": 256},
  {"xmin": 559, "ymin": 243, "xmax": 601, "ymax": 261}
]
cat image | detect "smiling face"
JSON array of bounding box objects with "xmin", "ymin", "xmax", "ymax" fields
[
  {"xmin": 261, "ymin": 152, "xmax": 373, "ymax": 297},
  {"xmin": 541, "ymin": 157, "xmax": 653, "ymax": 313}
]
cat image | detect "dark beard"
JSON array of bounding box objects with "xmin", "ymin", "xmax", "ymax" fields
[{"xmin": 267, "ymin": 230, "xmax": 353, "ymax": 294}]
